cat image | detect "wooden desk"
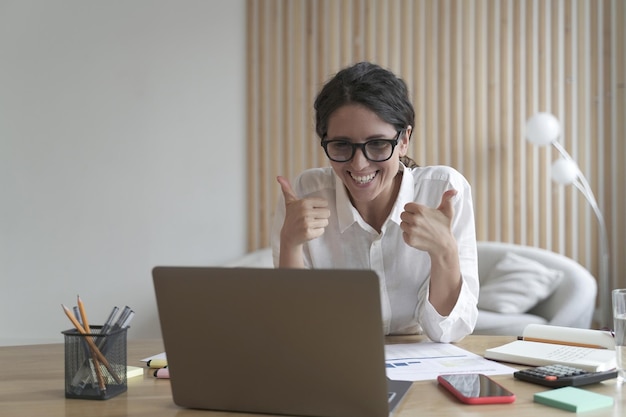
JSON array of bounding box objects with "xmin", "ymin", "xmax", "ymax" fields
[{"xmin": 1, "ymin": 336, "xmax": 623, "ymax": 416}]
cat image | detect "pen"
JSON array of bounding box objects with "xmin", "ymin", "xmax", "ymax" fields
[
  {"xmin": 517, "ymin": 336, "xmax": 607, "ymax": 349},
  {"xmin": 96, "ymin": 306, "xmax": 120, "ymax": 351},
  {"xmin": 121, "ymin": 310, "xmax": 135, "ymax": 329},
  {"xmin": 97, "ymin": 309, "xmax": 133, "ymax": 359},
  {"xmin": 61, "ymin": 304, "xmax": 123, "ymax": 384},
  {"xmin": 112, "ymin": 306, "xmax": 132, "ymax": 331},
  {"xmin": 73, "ymin": 306, "xmax": 82, "ymax": 326},
  {"xmin": 101, "ymin": 306, "xmax": 119, "ymax": 335}
]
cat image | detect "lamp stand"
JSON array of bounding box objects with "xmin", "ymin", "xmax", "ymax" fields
[{"xmin": 551, "ymin": 142, "xmax": 612, "ymax": 328}]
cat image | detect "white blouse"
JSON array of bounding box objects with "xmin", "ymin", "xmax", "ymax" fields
[{"xmin": 271, "ymin": 163, "xmax": 479, "ymax": 342}]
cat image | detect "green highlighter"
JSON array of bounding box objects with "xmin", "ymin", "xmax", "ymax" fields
[{"xmin": 534, "ymin": 386, "xmax": 614, "ymax": 412}]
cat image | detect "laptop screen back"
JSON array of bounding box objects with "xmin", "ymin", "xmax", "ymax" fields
[{"xmin": 152, "ymin": 267, "xmax": 391, "ymax": 417}]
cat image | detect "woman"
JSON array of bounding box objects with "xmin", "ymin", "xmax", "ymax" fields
[{"xmin": 271, "ymin": 62, "xmax": 478, "ymax": 342}]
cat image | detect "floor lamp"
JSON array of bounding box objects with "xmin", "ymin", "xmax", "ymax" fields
[{"xmin": 525, "ymin": 112, "xmax": 611, "ymax": 328}]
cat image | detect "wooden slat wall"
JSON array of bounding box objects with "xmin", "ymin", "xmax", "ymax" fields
[{"xmin": 246, "ymin": 0, "xmax": 626, "ymax": 292}]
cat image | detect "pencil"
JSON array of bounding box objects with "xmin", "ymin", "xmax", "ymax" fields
[
  {"xmin": 77, "ymin": 296, "xmax": 91, "ymax": 333},
  {"xmin": 61, "ymin": 304, "xmax": 123, "ymax": 384},
  {"xmin": 76, "ymin": 296, "xmax": 106, "ymax": 391},
  {"xmin": 518, "ymin": 336, "xmax": 607, "ymax": 350}
]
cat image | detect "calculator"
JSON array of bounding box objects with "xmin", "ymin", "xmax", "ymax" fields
[{"xmin": 513, "ymin": 364, "xmax": 618, "ymax": 388}]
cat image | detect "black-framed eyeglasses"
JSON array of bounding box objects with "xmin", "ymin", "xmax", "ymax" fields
[{"xmin": 320, "ymin": 129, "xmax": 405, "ymax": 162}]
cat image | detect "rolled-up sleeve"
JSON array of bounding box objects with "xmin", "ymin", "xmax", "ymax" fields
[{"xmin": 415, "ymin": 175, "xmax": 479, "ymax": 342}]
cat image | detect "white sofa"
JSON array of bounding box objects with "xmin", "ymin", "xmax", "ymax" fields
[
  {"xmin": 474, "ymin": 241, "xmax": 596, "ymax": 335},
  {"xmin": 225, "ymin": 241, "xmax": 597, "ymax": 336}
]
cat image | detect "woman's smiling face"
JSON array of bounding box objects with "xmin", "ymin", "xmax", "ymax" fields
[{"xmin": 325, "ymin": 104, "xmax": 410, "ymax": 207}]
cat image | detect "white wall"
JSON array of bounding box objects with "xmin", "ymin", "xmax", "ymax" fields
[{"xmin": 0, "ymin": 0, "xmax": 247, "ymax": 345}]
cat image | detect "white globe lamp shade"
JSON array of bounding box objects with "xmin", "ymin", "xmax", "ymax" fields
[
  {"xmin": 551, "ymin": 158, "xmax": 579, "ymax": 185},
  {"xmin": 525, "ymin": 112, "xmax": 561, "ymax": 146}
]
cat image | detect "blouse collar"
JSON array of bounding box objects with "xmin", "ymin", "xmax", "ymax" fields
[{"xmin": 335, "ymin": 163, "xmax": 415, "ymax": 233}]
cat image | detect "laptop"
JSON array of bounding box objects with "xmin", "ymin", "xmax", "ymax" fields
[{"xmin": 152, "ymin": 266, "xmax": 412, "ymax": 417}]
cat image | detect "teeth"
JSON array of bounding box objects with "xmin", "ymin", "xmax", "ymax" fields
[{"xmin": 351, "ymin": 172, "xmax": 376, "ymax": 184}]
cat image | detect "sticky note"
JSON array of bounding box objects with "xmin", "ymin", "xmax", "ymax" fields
[
  {"xmin": 533, "ymin": 386, "xmax": 614, "ymax": 412},
  {"xmin": 126, "ymin": 366, "xmax": 145, "ymax": 379}
]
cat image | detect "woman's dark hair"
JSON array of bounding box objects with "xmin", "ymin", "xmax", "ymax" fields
[{"xmin": 314, "ymin": 62, "xmax": 418, "ymax": 167}]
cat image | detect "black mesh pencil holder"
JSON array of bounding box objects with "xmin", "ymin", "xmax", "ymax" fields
[{"xmin": 62, "ymin": 326, "xmax": 128, "ymax": 400}]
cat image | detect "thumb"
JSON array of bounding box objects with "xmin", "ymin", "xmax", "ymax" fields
[
  {"xmin": 277, "ymin": 176, "xmax": 298, "ymax": 204},
  {"xmin": 437, "ymin": 189, "xmax": 457, "ymax": 220}
]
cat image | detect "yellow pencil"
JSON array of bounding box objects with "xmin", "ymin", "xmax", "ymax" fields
[
  {"xmin": 519, "ymin": 336, "xmax": 607, "ymax": 350},
  {"xmin": 77, "ymin": 296, "xmax": 91, "ymax": 334},
  {"xmin": 75, "ymin": 296, "xmax": 105, "ymax": 390},
  {"xmin": 61, "ymin": 304, "xmax": 122, "ymax": 384}
]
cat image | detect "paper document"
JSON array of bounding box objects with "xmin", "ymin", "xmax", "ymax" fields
[
  {"xmin": 140, "ymin": 352, "xmax": 166, "ymax": 362},
  {"xmin": 385, "ymin": 342, "xmax": 517, "ymax": 381},
  {"xmin": 142, "ymin": 343, "xmax": 516, "ymax": 382}
]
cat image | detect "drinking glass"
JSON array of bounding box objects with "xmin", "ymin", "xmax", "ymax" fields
[{"xmin": 612, "ymin": 288, "xmax": 626, "ymax": 383}]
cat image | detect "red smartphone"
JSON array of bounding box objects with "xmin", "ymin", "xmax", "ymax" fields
[{"xmin": 437, "ymin": 373, "xmax": 516, "ymax": 405}]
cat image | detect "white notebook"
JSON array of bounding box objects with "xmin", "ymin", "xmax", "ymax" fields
[{"xmin": 484, "ymin": 324, "xmax": 616, "ymax": 372}]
